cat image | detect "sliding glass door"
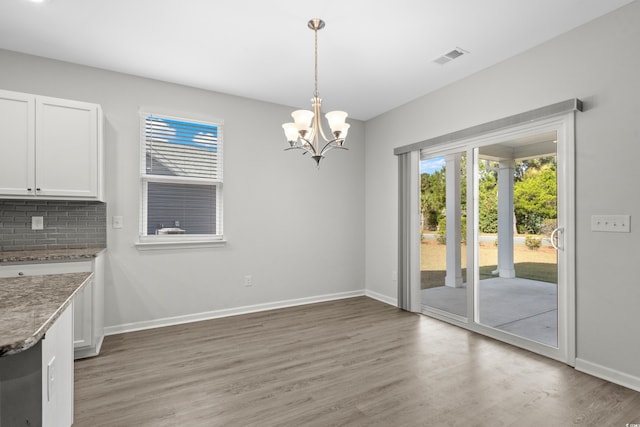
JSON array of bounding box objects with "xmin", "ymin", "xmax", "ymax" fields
[
  {"xmin": 417, "ymin": 115, "xmax": 575, "ymax": 363},
  {"xmin": 420, "ymin": 150, "xmax": 468, "ymax": 320},
  {"xmin": 475, "ymin": 135, "xmax": 559, "ymax": 348}
]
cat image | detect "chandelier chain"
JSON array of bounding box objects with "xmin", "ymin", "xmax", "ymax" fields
[{"xmin": 314, "ymin": 25, "xmax": 319, "ymax": 98}]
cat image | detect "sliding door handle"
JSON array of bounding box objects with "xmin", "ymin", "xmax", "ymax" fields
[{"xmin": 550, "ymin": 227, "xmax": 563, "ymax": 251}]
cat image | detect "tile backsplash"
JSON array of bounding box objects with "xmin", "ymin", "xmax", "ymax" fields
[{"xmin": 0, "ymin": 200, "xmax": 106, "ymax": 251}]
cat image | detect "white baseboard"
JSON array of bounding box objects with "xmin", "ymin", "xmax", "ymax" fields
[
  {"xmin": 365, "ymin": 289, "xmax": 397, "ymax": 307},
  {"xmin": 104, "ymin": 290, "xmax": 365, "ymax": 336},
  {"xmin": 575, "ymin": 358, "xmax": 640, "ymax": 392},
  {"xmin": 74, "ymin": 335, "xmax": 103, "ymax": 360}
]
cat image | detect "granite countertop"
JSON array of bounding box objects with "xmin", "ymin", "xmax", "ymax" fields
[
  {"xmin": 0, "ymin": 247, "xmax": 105, "ymax": 264},
  {"xmin": 0, "ymin": 272, "xmax": 92, "ymax": 356}
]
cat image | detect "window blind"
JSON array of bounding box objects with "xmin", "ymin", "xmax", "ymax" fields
[
  {"xmin": 146, "ymin": 182, "xmax": 216, "ymax": 235},
  {"xmin": 145, "ymin": 115, "xmax": 221, "ymax": 181}
]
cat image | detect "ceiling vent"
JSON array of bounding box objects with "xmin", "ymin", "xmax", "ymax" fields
[{"xmin": 433, "ymin": 47, "xmax": 468, "ymax": 65}]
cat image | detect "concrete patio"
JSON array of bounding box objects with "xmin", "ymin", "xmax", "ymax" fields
[{"xmin": 421, "ymin": 277, "xmax": 558, "ymax": 347}]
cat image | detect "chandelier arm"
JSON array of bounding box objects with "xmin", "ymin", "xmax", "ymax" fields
[
  {"xmin": 302, "ymin": 136, "xmax": 321, "ymax": 155},
  {"xmin": 309, "ymin": 96, "xmax": 324, "ymax": 151},
  {"xmin": 301, "ymin": 136, "xmax": 317, "ymax": 153},
  {"xmin": 312, "ymin": 112, "xmax": 320, "ymax": 150},
  {"xmin": 305, "ymin": 143, "xmax": 318, "ymax": 156},
  {"xmin": 285, "ymin": 145, "xmax": 316, "ymax": 156},
  {"xmin": 317, "ymin": 122, "xmax": 332, "ymax": 143},
  {"xmin": 319, "ymin": 140, "xmax": 336, "ymax": 156},
  {"xmin": 311, "ymin": 95, "xmax": 332, "ymax": 144},
  {"xmin": 320, "ymin": 142, "xmax": 348, "ymax": 157},
  {"xmin": 295, "ymin": 129, "xmax": 319, "ymax": 155}
]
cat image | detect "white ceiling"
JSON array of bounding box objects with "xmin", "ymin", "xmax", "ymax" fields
[{"xmin": 0, "ymin": 0, "xmax": 634, "ymax": 120}]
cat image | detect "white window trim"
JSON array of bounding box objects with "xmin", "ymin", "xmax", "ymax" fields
[
  {"xmin": 134, "ymin": 237, "xmax": 227, "ymax": 251},
  {"xmin": 137, "ymin": 111, "xmax": 225, "ymax": 250}
]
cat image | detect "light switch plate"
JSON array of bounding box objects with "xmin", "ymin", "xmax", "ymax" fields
[
  {"xmin": 32, "ymin": 216, "xmax": 44, "ymax": 230},
  {"xmin": 112, "ymin": 216, "xmax": 123, "ymax": 229},
  {"xmin": 591, "ymin": 214, "xmax": 630, "ymax": 233}
]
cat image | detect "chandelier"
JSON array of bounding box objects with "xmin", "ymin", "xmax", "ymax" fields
[{"xmin": 282, "ymin": 19, "xmax": 350, "ymax": 167}]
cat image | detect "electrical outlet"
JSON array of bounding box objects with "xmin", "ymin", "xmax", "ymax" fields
[
  {"xmin": 32, "ymin": 216, "xmax": 44, "ymax": 230},
  {"xmin": 591, "ymin": 215, "xmax": 631, "ymax": 233},
  {"xmin": 392, "ymin": 270, "xmax": 398, "ymax": 282},
  {"xmin": 244, "ymin": 275, "xmax": 253, "ymax": 287}
]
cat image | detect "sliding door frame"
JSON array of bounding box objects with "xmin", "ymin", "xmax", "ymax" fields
[{"xmin": 402, "ymin": 104, "xmax": 578, "ymax": 365}]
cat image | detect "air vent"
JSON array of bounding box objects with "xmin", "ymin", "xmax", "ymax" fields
[{"xmin": 433, "ymin": 47, "xmax": 468, "ymax": 65}]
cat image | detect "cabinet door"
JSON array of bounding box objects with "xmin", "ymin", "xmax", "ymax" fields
[
  {"xmin": 73, "ymin": 278, "xmax": 94, "ymax": 349},
  {"xmin": 0, "ymin": 90, "xmax": 35, "ymax": 196},
  {"xmin": 93, "ymin": 251, "xmax": 105, "ymax": 348},
  {"xmin": 41, "ymin": 305, "xmax": 74, "ymax": 427},
  {"xmin": 36, "ymin": 97, "xmax": 99, "ymax": 198},
  {"xmin": 73, "ymin": 254, "xmax": 105, "ymax": 358}
]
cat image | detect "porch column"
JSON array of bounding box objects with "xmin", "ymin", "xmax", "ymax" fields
[
  {"xmin": 497, "ymin": 160, "xmax": 516, "ymax": 278},
  {"xmin": 445, "ymin": 153, "xmax": 463, "ymax": 288}
]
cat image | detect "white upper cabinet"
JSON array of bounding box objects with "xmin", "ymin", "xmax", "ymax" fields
[
  {"xmin": 0, "ymin": 90, "xmax": 35, "ymax": 196},
  {"xmin": 0, "ymin": 89, "xmax": 104, "ymax": 201},
  {"xmin": 36, "ymin": 96, "xmax": 101, "ymax": 199}
]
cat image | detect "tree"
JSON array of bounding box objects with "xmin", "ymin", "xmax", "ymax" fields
[
  {"xmin": 513, "ymin": 162, "xmax": 557, "ymax": 234},
  {"xmin": 421, "ymin": 155, "xmax": 557, "ymax": 236},
  {"xmin": 514, "ymin": 157, "xmax": 556, "ymax": 182},
  {"xmin": 420, "ymin": 169, "xmax": 446, "ymax": 231},
  {"xmin": 478, "ymin": 166, "xmax": 498, "ymax": 233},
  {"xmin": 421, "ymin": 155, "xmax": 469, "ymax": 244}
]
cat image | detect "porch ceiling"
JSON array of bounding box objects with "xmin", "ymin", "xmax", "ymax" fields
[{"xmin": 479, "ymin": 131, "xmax": 557, "ymax": 161}]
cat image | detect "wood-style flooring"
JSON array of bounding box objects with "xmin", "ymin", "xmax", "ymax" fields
[{"xmin": 74, "ymin": 297, "xmax": 640, "ymax": 426}]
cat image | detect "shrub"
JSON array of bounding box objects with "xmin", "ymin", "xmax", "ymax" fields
[
  {"xmin": 436, "ymin": 218, "xmax": 447, "ymax": 244},
  {"xmin": 525, "ymin": 235, "xmax": 542, "ymax": 250},
  {"xmin": 517, "ymin": 213, "xmax": 545, "ymax": 234},
  {"xmin": 539, "ymin": 218, "xmax": 557, "ymax": 236},
  {"xmin": 436, "ymin": 216, "xmax": 467, "ymax": 245},
  {"xmin": 478, "ymin": 191, "xmax": 498, "ymax": 233}
]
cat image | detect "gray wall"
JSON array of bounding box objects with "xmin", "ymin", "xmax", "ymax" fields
[
  {"xmin": 2, "ymin": 0, "xmax": 639, "ymax": 390},
  {"xmin": 365, "ymin": 1, "xmax": 640, "ymax": 385},
  {"xmin": 0, "ymin": 200, "xmax": 106, "ymax": 251},
  {"xmin": 0, "ymin": 48, "xmax": 365, "ymax": 330}
]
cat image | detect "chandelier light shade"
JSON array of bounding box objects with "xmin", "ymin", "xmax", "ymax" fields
[{"xmin": 282, "ymin": 19, "xmax": 350, "ymax": 167}]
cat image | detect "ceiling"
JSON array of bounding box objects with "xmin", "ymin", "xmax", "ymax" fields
[{"xmin": 0, "ymin": 0, "xmax": 634, "ymax": 120}]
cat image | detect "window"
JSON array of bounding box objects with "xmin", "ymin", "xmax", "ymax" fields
[{"xmin": 139, "ymin": 113, "xmax": 223, "ymax": 247}]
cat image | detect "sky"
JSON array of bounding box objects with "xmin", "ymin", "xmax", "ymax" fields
[
  {"xmin": 147, "ymin": 116, "xmax": 218, "ymax": 151},
  {"xmin": 420, "ymin": 156, "xmax": 445, "ymax": 174}
]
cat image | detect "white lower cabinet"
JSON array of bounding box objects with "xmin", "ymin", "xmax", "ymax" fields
[
  {"xmin": 42, "ymin": 305, "xmax": 74, "ymax": 427},
  {"xmin": 73, "ymin": 278, "xmax": 94, "ymax": 349},
  {"xmin": 0, "ymin": 252, "xmax": 105, "ymax": 359},
  {"xmin": 0, "ymin": 306, "xmax": 74, "ymax": 427},
  {"xmin": 72, "ymin": 253, "xmax": 105, "ymax": 359}
]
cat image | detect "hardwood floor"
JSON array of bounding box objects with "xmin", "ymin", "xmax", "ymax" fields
[{"xmin": 74, "ymin": 297, "xmax": 640, "ymax": 426}]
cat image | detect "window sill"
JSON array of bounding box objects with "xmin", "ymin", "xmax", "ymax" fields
[{"xmin": 135, "ymin": 238, "xmax": 227, "ymax": 251}]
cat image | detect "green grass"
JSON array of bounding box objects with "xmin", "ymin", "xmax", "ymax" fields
[{"xmin": 421, "ymin": 241, "xmax": 557, "ymax": 289}]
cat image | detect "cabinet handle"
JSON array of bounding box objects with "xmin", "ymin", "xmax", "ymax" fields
[
  {"xmin": 27, "ymin": 188, "xmax": 32, "ymax": 192},
  {"xmin": 36, "ymin": 188, "xmax": 41, "ymax": 191},
  {"xmin": 18, "ymin": 272, "xmax": 24, "ymax": 276}
]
